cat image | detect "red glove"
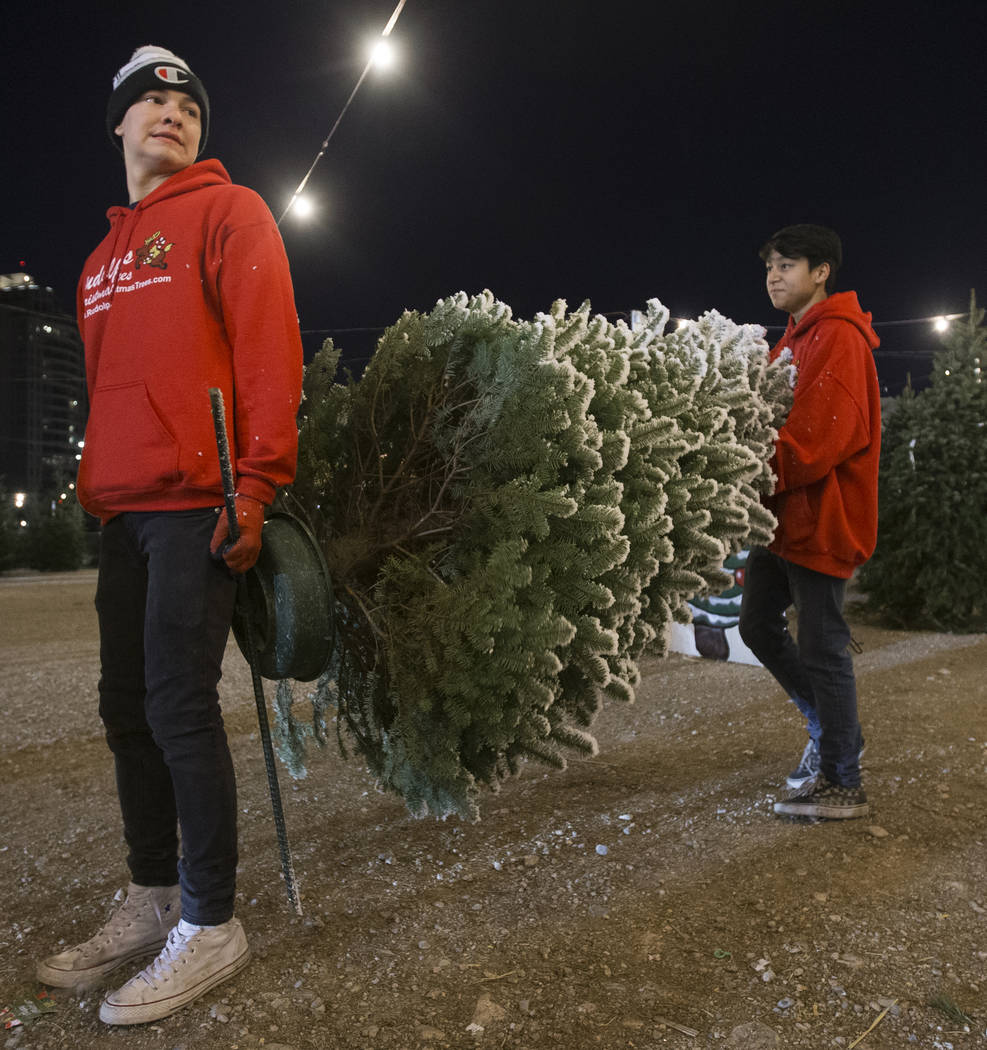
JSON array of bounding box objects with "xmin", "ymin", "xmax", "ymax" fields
[{"xmin": 210, "ymin": 496, "xmax": 265, "ymax": 573}]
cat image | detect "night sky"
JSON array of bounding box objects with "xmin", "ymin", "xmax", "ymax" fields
[{"xmin": 4, "ymin": 1, "xmax": 985, "ymax": 390}]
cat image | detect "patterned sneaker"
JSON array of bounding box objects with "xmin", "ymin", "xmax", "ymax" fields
[
  {"xmin": 99, "ymin": 917, "xmax": 250, "ymax": 1026},
  {"xmin": 786, "ymin": 738, "xmax": 821, "ymax": 789},
  {"xmin": 37, "ymin": 883, "xmax": 180, "ymax": 988},
  {"xmin": 774, "ymin": 777, "xmax": 869, "ymax": 820}
]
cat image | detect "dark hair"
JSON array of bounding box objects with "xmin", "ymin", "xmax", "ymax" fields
[{"xmin": 759, "ymin": 224, "xmax": 842, "ymax": 294}]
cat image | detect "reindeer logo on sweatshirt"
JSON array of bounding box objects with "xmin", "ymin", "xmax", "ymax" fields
[{"xmin": 135, "ymin": 231, "xmax": 174, "ymax": 271}]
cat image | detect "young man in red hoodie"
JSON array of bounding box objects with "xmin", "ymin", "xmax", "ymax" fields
[
  {"xmin": 36, "ymin": 47, "xmax": 303, "ymax": 1023},
  {"xmin": 739, "ymin": 224, "xmax": 881, "ymax": 819}
]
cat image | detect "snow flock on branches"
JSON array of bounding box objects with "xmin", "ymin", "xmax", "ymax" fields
[{"xmin": 277, "ymin": 291, "xmax": 795, "ymax": 821}]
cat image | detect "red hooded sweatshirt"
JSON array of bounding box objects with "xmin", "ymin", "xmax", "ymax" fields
[
  {"xmin": 768, "ymin": 291, "xmax": 881, "ymax": 578},
  {"xmin": 76, "ymin": 160, "xmax": 303, "ymax": 522}
]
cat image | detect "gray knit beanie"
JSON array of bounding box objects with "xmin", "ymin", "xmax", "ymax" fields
[{"xmin": 106, "ymin": 45, "xmax": 209, "ymax": 153}]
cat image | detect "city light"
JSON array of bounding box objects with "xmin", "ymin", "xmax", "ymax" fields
[
  {"xmin": 14, "ymin": 492, "xmax": 26, "ymax": 508},
  {"xmin": 933, "ymin": 316, "xmax": 950, "ymax": 333}
]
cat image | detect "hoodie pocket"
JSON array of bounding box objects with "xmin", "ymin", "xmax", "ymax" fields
[
  {"xmin": 780, "ymin": 487, "xmax": 816, "ymax": 545},
  {"xmin": 79, "ymin": 381, "xmax": 180, "ymax": 499}
]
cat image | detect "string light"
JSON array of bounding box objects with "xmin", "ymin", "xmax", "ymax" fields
[
  {"xmin": 370, "ymin": 39, "xmax": 396, "ymax": 69},
  {"xmin": 658, "ymin": 311, "xmax": 968, "ymax": 333},
  {"xmin": 291, "ymin": 195, "xmax": 316, "ymax": 220},
  {"xmin": 278, "ymin": 0, "xmax": 409, "ymax": 225}
]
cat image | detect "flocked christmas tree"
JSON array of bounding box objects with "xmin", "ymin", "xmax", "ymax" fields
[
  {"xmin": 278, "ymin": 291, "xmax": 795, "ymax": 819},
  {"xmin": 858, "ymin": 292, "xmax": 986, "ymax": 631}
]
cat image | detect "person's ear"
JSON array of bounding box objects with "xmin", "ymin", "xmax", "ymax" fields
[{"xmin": 816, "ymin": 262, "xmax": 830, "ymax": 285}]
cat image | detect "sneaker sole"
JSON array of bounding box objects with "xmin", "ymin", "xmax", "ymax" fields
[
  {"xmin": 36, "ymin": 937, "xmax": 170, "ymax": 989},
  {"xmin": 774, "ymin": 800, "xmax": 870, "ymax": 819},
  {"xmin": 98, "ymin": 946, "xmax": 251, "ymax": 1026}
]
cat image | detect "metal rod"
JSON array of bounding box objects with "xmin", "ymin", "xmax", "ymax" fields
[{"xmin": 208, "ymin": 388, "xmax": 303, "ymax": 915}]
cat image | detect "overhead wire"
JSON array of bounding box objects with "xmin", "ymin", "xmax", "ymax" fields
[{"xmin": 277, "ymin": 0, "xmax": 408, "ymax": 226}]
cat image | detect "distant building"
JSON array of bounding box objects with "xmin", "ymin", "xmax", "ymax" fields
[{"xmin": 0, "ymin": 274, "xmax": 86, "ymax": 494}]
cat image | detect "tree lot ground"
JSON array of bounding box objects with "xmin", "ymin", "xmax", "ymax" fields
[{"xmin": 1, "ymin": 571, "xmax": 985, "ymax": 1049}]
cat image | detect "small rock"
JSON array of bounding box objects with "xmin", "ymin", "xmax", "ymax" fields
[
  {"xmin": 595, "ymin": 844, "xmax": 609, "ymax": 855},
  {"xmin": 868, "ymin": 825, "xmax": 889, "ymax": 838},
  {"xmin": 726, "ymin": 1020, "xmax": 780, "ymax": 1047},
  {"xmin": 417, "ymin": 1025, "xmax": 447, "ymax": 1041},
  {"xmin": 523, "ymin": 854, "xmax": 539, "ymax": 867},
  {"xmin": 471, "ymin": 994, "xmax": 507, "ymax": 1027}
]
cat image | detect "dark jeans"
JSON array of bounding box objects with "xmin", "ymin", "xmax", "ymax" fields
[
  {"xmin": 95, "ymin": 509, "xmax": 238, "ymax": 925},
  {"xmin": 738, "ymin": 546, "xmax": 864, "ymax": 787}
]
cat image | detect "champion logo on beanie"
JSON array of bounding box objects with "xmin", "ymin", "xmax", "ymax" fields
[
  {"xmin": 152, "ymin": 65, "xmax": 191, "ymax": 86},
  {"xmin": 106, "ymin": 45, "xmax": 210, "ymax": 154}
]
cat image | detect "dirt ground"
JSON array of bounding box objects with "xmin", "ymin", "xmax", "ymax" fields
[{"xmin": 2, "ymin": 570, "xmax": 986, "ymax": 1050}]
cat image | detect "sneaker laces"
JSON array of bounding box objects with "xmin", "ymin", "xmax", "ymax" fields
[
  {"xmin": 797, "ymin": 738, "xmax": 817, "ymax": 766},
  {"xmin": 134, "ymin": 925, "xmax": 196, "ymax": 990},
  {"xmin": 75, "ymin": 891, "xmax": 155, "ymax": 960}
]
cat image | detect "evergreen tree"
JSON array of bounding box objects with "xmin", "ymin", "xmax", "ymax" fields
[
  {"xmin": 0, "ymin": 483, "xmax": 18, "ymax": 572},
  {"xmin": 25, "ymin": 489, "xmax": 87, "ymax": 572},
  {"xmin": 859, "ymin": 293, "xmax": 986, "ymax": 630},
  {"xmin": 280, "ymin": 291, "xmax": 794, "ymax": 819},
  {"xmin": 635, "ymin": 312, "xmax": 794, "ymax": 650}
]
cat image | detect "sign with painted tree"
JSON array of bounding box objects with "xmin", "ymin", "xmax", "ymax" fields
[{"xmin": 668, "ymin": 550, "xmax": 761, "ymax": 665}]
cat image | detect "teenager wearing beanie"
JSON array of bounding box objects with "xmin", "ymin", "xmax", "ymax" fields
[{"xmin": 35, "ymin": 45, "xmax": 303, "ymax": 1025}]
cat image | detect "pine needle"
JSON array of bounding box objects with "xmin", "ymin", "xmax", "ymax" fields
[
  {"xmin": 849, "ymin": 999, "xmax": 897, "ymax": 1048},
  {"xmin": 928, "ymin": 994, "xmax": 973, "ymax": 1025},
  {"xmin": 654, "ymin": 1014, "xmax": 699, "ymax": 1038}
]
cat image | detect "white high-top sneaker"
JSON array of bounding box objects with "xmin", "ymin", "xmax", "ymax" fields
[
  {"xmin": 99, "ymin": 917, "xmax": 250, "ymax": 1025},
  {"xmin": 37, "ymin": 883, "xmax": 181, "ymax": 988}
]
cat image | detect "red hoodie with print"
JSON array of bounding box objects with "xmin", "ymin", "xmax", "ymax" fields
[
  {"xmin": 76, "ymin": 159, "xmax": 303, "ymax": 522},
  {"xmin": 767, "ymin": 291, "xmax": 881, "ymax": 578}
]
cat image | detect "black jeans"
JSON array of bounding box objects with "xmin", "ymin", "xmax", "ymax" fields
[
  {"xmin": 95, "ymin": 509, "xmax": 238, "ymax": 925},
  {"xmin": 738, "ymin": 546, "xmax": 864, "ymax": 788}
]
